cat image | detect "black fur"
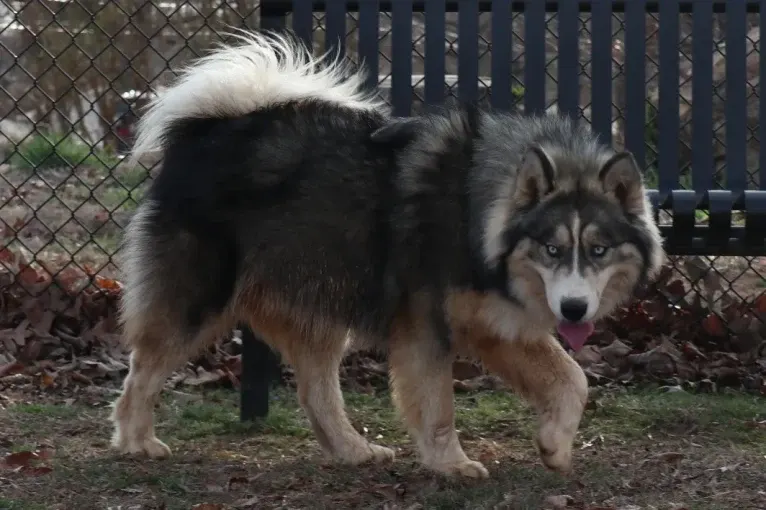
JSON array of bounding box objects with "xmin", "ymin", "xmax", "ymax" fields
[{"xmin": 138, "ymin": 101, "xmax": 488, "ymax": 348}]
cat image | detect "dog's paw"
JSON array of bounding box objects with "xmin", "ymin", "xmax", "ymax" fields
[
  {"xmin": 538, "ymin": 444, "xmax": 572, "ymax": 474},
  {"xmin": 435, "ymin": 459, "xmax": 490, "ymax": 479},
  {"xmin": 367, "ymin": 443, "xmax": 396, "ymax": 464},
  {"xmin": 113, "ymin": 434, "xmax": 172, "ymax": 459},
  {"xmin": 335, "ymin": 442, "xmax": 395, "ymax": 465},
  {"xmin": 536, "ymin": 427, "xmax": 573, "ymax": 474}
]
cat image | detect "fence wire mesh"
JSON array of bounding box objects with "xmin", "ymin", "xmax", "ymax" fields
[{"xmin": 0, "ymin": 2, "xmax": 764, "ymax": 358}]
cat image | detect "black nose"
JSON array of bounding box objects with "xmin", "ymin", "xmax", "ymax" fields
[{"xmin": 560, "ymin": 299, "xmax": 588, "ymax": 322}]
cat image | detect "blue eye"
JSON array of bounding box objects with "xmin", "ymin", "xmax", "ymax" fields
[
  {"xmin": 591, "ymin": 245, "xmax": 607, "ymax": 257},
  {"xmin": 546, "ymin": 244, "xmax": 560, "ymax": 257}
]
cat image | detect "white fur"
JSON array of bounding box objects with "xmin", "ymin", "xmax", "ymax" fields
[
  {"xmin": 130, "ymin": 29, "xmax": 385, "ymax": 164},
  {"xmin": 118, "ymin": 202, "xmax": 157, "ymax": 339}
]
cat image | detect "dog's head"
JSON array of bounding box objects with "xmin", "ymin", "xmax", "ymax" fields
[{"xmin": 487, "ymin": 146, "xmax": 664, "ymax": 350}]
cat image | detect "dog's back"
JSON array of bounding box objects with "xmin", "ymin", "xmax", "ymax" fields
[{"xmin": 120, "ymin": 33, "xmax": 398, "ymax": 346}]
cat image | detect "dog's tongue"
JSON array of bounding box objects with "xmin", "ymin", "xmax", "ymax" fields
[{"xmin": 556, "ymin": 321, "xmax": 595, "ymax": 352}]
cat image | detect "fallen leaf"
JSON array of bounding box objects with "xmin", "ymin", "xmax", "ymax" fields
[
  {"xmin": 573, "ymin": 345, "xmax": 602, "ymax": 367},
  {"xmin": 39, "ymin": 371, "xmax": 56, "ymax": 389},
  {"xmin": 94, "ymin": 275, "xmax": 122, "ymax": 292},
  {"xmin": 543, "ymin": 494, "xmax": 574, "ymax": 508},
  {"xmin": 0, "ymin": 361, "xmax": 24, "ymax": 378},
  {"xmin": 1, "ymin": 449, "xmax": 53, "ymax": 476},
  {"xmin": 702, "ymin": 313, "xmax": 726, "ymax": 337},
  {"xmin": 190, "ymin": 504, "xmax": 225, "ymax": 510},
  {"xmin": 453, "ymin": 375, "xmax": 503, "ymax": 392},
  {"xmin": 2, "ymin": 450, "xmax": 37, "ymax": 468},
  {"xmin": 182, "ymin": 367, "xmax": 226, "ymax": 387},
  {"xmin": 600, "ymin": 339, "xmax": 632, "ymax": 366},
  {"xmin": 754, "ymin": 294, "xmax": 766, "ymax": 314}
]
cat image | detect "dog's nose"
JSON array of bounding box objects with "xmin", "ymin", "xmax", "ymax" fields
[{"xmin": 560, "ymin": 299, "xmax": 588, "ymax": 322}]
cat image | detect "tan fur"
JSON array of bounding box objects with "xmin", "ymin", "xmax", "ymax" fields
[
  {"xmin": 388, "ymin": 294, "xmax": 489, "ymax": 478},
  {"xmin": 453, "ymin": 322, "xmax": 587, "ymax": 473},
  {"xmin": 111, "ymin": 319, "xmax": 229, "ymax": 458},
  {"xmin": 112, "ymin": 285, "xmax": 589, "ymax": 478}
]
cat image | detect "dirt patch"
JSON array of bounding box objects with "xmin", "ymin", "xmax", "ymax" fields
[{"xmin": 1, "ymin": 387, "xmax": 765, "ymax": 510}]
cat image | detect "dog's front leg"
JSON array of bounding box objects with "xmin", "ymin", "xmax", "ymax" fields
[
  {"xmin": 388, "ymin": 305, "xmax": 489, "ymax": 479},
  {"xmin": 475, "ymin": 332, "xmax": 588, "ymax": 474}
]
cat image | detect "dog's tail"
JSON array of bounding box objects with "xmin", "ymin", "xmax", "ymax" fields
[{"xmin": 129, "ymin": 29, "xmax": 384, "ymax": 164}]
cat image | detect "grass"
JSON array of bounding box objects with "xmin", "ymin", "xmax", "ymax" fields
[
  {"xmin": 1, "ymin": 386, "xmax": 765, "ymax": 509},
  {"xmin": 8, "ymin": 132, "xmax": 121, "ymax": 172}
]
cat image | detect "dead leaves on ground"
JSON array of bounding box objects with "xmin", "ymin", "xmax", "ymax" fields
[{"xmin": 1, "ymin": 257, "xmax": 766, "ymax": 396}]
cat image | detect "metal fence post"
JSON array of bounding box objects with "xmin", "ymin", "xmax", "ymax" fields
[{"xmin": 235, "ymin": 1, "xmax": 288, "ymax": 423}]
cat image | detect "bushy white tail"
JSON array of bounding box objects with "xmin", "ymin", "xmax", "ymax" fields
[{"xmin": 130, "ymin": 29, "xmax": 384, "ymax": 163}]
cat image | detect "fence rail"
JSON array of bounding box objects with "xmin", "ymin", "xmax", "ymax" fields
[{"xmin": 1, "ymin": 0, "xmax": 765, "ymax": 399}]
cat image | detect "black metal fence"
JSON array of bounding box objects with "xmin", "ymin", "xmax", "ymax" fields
[{"xmin": 1, "ymin": 0, "xmax": 765, "ymax": 367}]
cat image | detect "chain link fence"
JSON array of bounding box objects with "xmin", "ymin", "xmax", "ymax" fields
[{"xmin": 0, "ymin": 2, "xmax": 763, "ymax": 345}]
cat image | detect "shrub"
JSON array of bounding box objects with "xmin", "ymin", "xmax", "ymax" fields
[{"xmin": 9, "ymin": 132, "xmax": 119, "ymax": 171}]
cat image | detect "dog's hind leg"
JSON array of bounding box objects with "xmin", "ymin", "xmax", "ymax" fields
[
  {"xmin": 388, "ymin": 304, "xmax": 489, "ymax": 479},
  {"xmin": 255, "ymin": 316, "xmax": 395, "ymax": 466},
  {"xmin": 110, "ymin": 321, "xmax": 220, "ymax": 459},
  {"xmin": 474, "ymin": 332, "xmax": 588, "ymax": 474}
]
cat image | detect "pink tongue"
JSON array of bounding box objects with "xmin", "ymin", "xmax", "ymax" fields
[{"xmin": 556, "ymin": 321, "xmax": 595, "ymax": 352}]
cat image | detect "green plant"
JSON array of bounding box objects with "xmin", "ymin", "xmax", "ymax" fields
[{"xmin": 9, "ymin": 132, "xmax": 120, "ymax": 171}]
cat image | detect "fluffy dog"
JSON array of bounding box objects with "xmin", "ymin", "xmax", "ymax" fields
[{"xmin": 111, "ymin": 30, "xmax": 664, "ymax": 478}]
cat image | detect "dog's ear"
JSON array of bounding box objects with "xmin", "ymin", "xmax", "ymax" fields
[
  {"xmin": 512, "ymin": 146, "xmax": 555, "ymax": 209},
  {"xmin": 370, "ymin": 118, "xmax": 421, "ymax": 149},
  {"xmin": 598, "ymin": 151, "xmax": 646, "ymax": 215}
]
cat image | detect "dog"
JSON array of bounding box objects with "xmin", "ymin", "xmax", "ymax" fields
[{"xmin": 110, "ymin": 30, "xmax": 664, "ymax": 479}]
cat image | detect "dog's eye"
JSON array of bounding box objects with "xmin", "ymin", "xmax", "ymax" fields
[
  {"xmin": 591, "ymin": 245, "xmax": 607, "ymax": 257},
  {"xmin": 545, "ymin": 244, "xmax": 560, "ymax": 257}
]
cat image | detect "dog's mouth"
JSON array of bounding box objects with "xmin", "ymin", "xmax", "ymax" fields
[{"xmin": 556, "ymin": 321, "xmax": 595, "ymax": 352}]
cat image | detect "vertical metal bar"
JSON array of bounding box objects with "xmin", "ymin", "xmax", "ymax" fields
[
  {"xmin": 260, "ymin": 1, "xmax": 287, "ymax": 31},
  {"xmin": 391, "ymin": 0, "xmax": 413, "ymax": 116},
  {"xmin": 425, "ymin": 0, "xmax": 446, "ymax": 106},
  {"xmin": 524, "ymin": 0, "xmax": 546, "ymax": 115},
  {"xmin": 240, "ymin": 0, "xmax": 289, "ymax": 423},
  {"xmin": 761, "ymin": 0, "xmax": 766, "ymax": 189},
  {"xmin": 692, "ymin": 0, "xmax": 713, "ymax": 193},
  {"xmin": 358, "ymin": 0, "xmax": 380, "ymax": 92},
  {"xmin": 292, "ymin": 0, "xmax": 313, "ymax": 50},
  {"xmin": 457, "ymin": 0, "xmax": 479, "ymax": 104},
  {"xmin": 658, "ymin": 0, "xmax": 680, "ymax": 193},
  {"xmin": 557, "ymin": 0, "xmax": 580, "ymax": 121},
  {"xmin": 240, "ymin": 327, "xmax": 279, "ymax": 422},
  {"xmin": 725, "ymin": 0, "xmax": 748, "ymax": 193},
  {"xmin": 624, "ymin": 0, "xmax": 646, "ymax": 170},
  {"xmin": 324, "ymin": 0, "xmax": 347, "ymax": 60},
  {"xmin": 590, "ymin": 0, "xmax": 613, "ymax": 144},
  {"xmin": 491, "ymin": 0, "xmax": 512, "ymax": 111}
]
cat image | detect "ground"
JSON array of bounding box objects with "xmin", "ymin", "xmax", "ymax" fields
[
  {"xmin": 1, "ymin": 385, "xmax": 765, "ymax": 510},
  {"xmin": 2, "ymin": 145, "xmax": 766, "ymax": 510}
]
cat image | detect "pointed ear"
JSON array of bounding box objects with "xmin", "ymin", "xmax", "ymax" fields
[
  {"xmin": 370, "ymin": 118, "xmax": 421, "ymax": 149},
  {"xmin": 512, "ymin": 146, "xmax": 556, "ymax": 209},
  {"xmin": 598, "ymin": 151, "xmax": 646, "ymax": 215}
]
